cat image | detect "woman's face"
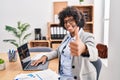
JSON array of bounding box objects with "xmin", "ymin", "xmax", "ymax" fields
[{"xmin": 64, "ymin": 16, "xmax": 77, "ymax": 35}]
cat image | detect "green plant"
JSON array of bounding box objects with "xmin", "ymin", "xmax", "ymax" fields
[
  {"xmin": 0, "ymin": 58, "xmax": 4, "ymax": 64},
  {"xmin": 3, "ymin": 21, "xmax": 31, "ymax": 48},
  {"xmin": 79, "ymin": 0, "xmax": 84, "ymax": 2}
]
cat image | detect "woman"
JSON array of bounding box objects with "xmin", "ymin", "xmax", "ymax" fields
[{"xmin": 31, "ymin": 6, "xmax": 98, "ymax": 80}]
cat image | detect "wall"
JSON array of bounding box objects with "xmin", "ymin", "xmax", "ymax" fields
[
  {"xmin": 0, "ymin": 0, "xmax": 103, "ymax": 53},
  {"xmin": 99, "ymin": 0, "xmax": 120, "ymax": 80},
  {"xmin": 0, "ymin": 0, "xmax": 52, "ymax": 52},
  {"xmin": 0, "ymin": 0, "xmax": 81, "ymax": 52},
  {"xmin": 94, "ymin": 0, "xmax": 104, "ymax": 43}
]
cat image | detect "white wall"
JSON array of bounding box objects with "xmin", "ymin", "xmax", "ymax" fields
[
  {"xmin": 0, "ymin": 0, "xmax": 53, "ymax": 52},
  {"xmin": 0, "ymin": 0, "xmax": 103, "ymax": 53},
  {"xmin": 99, "ymin": 0, "xmax": 120, "ymax": 80},
  {"xmin": 94, "ymin": 0, "xmax": 104, "ymax": 43},
  {"xmin": 0, "ymin": 0, "xmax": 81, "ymax": 52}
]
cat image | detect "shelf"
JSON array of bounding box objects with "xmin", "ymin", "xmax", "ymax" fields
[
  {"xmin": 85, "ymin": 21, "xmax": 93, "ymax": 24},
  {"xmin": 30, "ymin": 5, "xmax": 94, "ymax": 50},
  {"xmin": 53, "ymin": 1, "xmax": 68, "ymax": 23},
  {"xmin": 50, "ymin": 39, "xmax": 62, "ymax": 42},
  {"xmin": 53, "ymin": 1, "xmax": 68, "ymax": 15},
  {"xmin": 83, "ymin": 24, "xmax": 93, "ymax": 33},
  {"xmin": 29, "ymin": 40, "xmax": 50, "ymax": 48},
  {"xmin": 73, "ymin": 5, "xmax": 94, "ymax": 33},
  {"xmin": 30, "ymin": 40, "xmax": 49, "ymax": 42},
  {"xmin": 73, "ymin": 5, "xmax": 94, "ymax": 22},
  {"xmin": 50, "ymin": 40, "xmax": 62, "ymax": 50},
  {"xmin": 47, "ymin": 22, "xmax": 67, "ymax": 40}
]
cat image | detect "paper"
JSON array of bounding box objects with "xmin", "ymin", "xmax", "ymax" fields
[{"xmin": 14, "ymin": 69, "xmax": 59, "ymax": 80}]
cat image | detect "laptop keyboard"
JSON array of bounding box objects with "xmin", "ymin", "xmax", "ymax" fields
[
  {"xmin": 24, "ymin": 61, "xmax": 40, "ymax": 70},
  {"xmin": 24, "ymin": 61, "xmax": 49, "ymax": 71}
]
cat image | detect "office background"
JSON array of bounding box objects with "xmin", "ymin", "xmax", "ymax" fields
[
  {"xmin": 1, "ymin": 0, "xmax": 120, "ymax": 80},
  {"xmin": 0, "ymin": 0, "xmax": 104, "ymax": 52}
]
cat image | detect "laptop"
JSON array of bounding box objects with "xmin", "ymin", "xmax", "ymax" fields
[{"xmin": 17, "ymin": 43, "xmax": 49, "ymax": 71}]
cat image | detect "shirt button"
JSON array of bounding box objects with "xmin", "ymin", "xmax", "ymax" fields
[
  {"xmin": 74, "ymin": 76, "xmax": 77, "ymax": 79},
  {"xmin": 72, "ymin": 65, "xmax": 75, "ymax": 68},
  {"xmin": 58, "ymin": 77, "xmax": 60, "ymax": 80}
]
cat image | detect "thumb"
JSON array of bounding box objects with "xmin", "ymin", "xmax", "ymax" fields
[{"xmin": 75, "ymin": 27, "xmax": 80, "ymax": 41}]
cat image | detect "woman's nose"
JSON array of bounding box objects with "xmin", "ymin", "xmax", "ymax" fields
[
  {"xmin": 65, "ymin": 23, "xmax": 71, "ymax": 28},
  {"xmin": 66, "ymin": 22, "xmax": 71, "ymax": 26}
]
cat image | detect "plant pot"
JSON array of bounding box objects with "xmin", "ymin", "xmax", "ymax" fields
[{"xmin": 0, "ymin": 63, "xmax": 5, "ymax": 70}]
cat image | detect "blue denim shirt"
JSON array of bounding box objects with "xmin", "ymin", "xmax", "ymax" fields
[
  {"xmin": 60, "ymin": 37, "xmax": 71, "ymax": 75},
  {"xmin": 59, "ymin": 35, "xmax": 76, "ymax": 78},
  {"xmin": 59, "ymin": 28, "xmax": 82, "ymax": 79}
]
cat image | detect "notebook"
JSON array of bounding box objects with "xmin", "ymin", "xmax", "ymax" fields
[{"xmin": 17, "ymin": 43, "xmax": 49, "ymax": 71}]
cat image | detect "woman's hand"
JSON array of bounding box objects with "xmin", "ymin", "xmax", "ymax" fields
[
  {"xmin": 69, "ymin": 27, "xmax": 86, "ymax": 56},
  {"xmin": 31, "ymin": 55, "xmax": 48, "ymax": 66}
]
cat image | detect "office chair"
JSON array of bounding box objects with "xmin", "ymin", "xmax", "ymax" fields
[
  {"xmin": 90, "ymin": 43, "xmax": 108, "ymax": 80},
  {"xmin": 96, "ymin": 43, "xmax": 108, "ymax": 58},
  {"xmin": 91, "ymin": 43, "xmax": 107, "ymax": 80},
  {"xmin": 91, "ymin": 59, "xmax": 102, "ymax": 80},
  {"xmin": 29, "ymin": 47, "xmax": 53, "ymax": 52}
]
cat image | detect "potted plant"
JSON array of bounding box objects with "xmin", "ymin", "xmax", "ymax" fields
[
  {"xmin": 0, "ymin": 58, "xmax": 5, "ymax": 70},
  {"xmin": 3, "ymin": 21, "xmax": 31, "ymax": 48},
  {"xmin": 79, "ymin": 0, "xmax": 93, "ymax": 4},
  {"xmin": 3, "ymin": 21, "xmax": 31, "ymax": 62},
  {"xmin": 79, "ymin": 0, "xmax": 84, "ymax": 4},
  {"xmin": 79, "ymin": 0, "xmax": 84, "ymax": 2}
]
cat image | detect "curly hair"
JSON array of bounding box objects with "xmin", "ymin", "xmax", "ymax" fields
[{"xmin": 58, "ymin": 6, "xmax": 85, "ymax": 29}]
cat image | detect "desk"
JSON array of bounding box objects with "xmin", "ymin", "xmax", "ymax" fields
[{"xmin": 0, "ymin": 52, "xmax": 58, "ymax": 80}]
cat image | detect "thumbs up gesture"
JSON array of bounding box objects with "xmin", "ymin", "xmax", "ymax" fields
[{"xmin": 69, "ymin": 27, "xmax": 86, "ymax": 56}]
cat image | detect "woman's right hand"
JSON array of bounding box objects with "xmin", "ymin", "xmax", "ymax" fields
[{"xmin": 31, "ymin": 55, "xmax": 48, "ymax": 66}]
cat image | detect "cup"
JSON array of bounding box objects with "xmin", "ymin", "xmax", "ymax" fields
[{"xmin": 8, "ymin": 49, "xmax": 17, "ymax": 62}]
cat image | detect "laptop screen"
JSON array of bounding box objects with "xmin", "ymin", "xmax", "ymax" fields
[{"xmin": 17, "ymin": 43, "xmax": 31, "ymax": 69}]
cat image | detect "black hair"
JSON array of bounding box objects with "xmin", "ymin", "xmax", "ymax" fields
[{"xmin": 58, "ymin": 6, "xmax": 85, "ymax": 29}]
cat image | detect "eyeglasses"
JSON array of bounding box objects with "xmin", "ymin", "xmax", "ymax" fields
[{"xmin": 64, "ymin": 18, "xmax": 75, "ymax": 25}]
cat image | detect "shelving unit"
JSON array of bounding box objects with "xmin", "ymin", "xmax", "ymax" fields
[
  {"xmin": 29, "ymin": 40, "xmax": 50, "ymax": 47},
  {"xmin": 29, "ymin": 4, "xmax": 94, "ymax": 50},
  {"xmin": 47, "ymin": 22, "xmax": 66, "ymax": 49},
  {"xmin": 73, "ymin": 5, "xmax": 94, "ymax": 33},
  {"xmin": 53, "ymin": 1, "xmax": 68, "ymax": 23}
]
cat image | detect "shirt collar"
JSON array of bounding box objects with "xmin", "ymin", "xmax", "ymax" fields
[{"xmin": 67, "ymin": 28, "xmax": 83, "ymax": 39}]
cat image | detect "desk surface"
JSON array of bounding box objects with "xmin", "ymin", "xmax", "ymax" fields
[{"xmin": 0, "ymin": 52, "xmax": 58, "ymax": 80}]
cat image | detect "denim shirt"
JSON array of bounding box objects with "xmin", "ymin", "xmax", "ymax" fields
[
  {"xmin": 59, "ymin": 36, "xmax": 72, "ymax": 77},
  {"xmin": 59, "ymin": 28, "xmax": 83, "ymax": 78}
]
